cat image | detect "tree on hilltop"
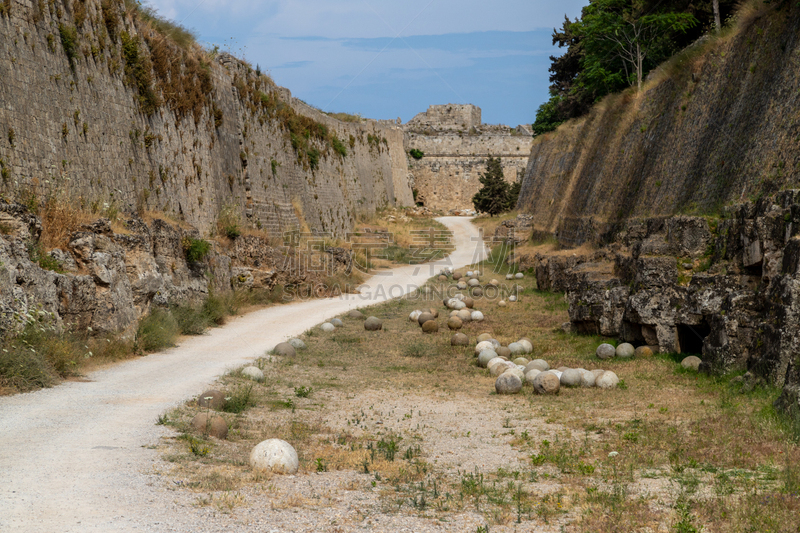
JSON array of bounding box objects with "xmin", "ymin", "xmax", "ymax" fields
[{"xmin": 472, "ymin": 156, "xmax": 509, "ymax": 217}]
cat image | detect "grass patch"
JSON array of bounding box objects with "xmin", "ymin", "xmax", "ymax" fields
[{"xmin": 135, "ymin": 308, "xmax": 179, "ymax": 353}]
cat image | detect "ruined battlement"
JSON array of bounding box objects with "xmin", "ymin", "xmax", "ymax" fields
[{"xmin": 406, "ymin": 104, "xmax": 482, "ymax": 133}]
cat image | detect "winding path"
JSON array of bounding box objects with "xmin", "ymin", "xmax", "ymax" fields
[{"xmin": 0, "ymin": 217, "xmax": 486, "ymax": 532}]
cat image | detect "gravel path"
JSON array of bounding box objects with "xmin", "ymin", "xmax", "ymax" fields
[{"xmin": 0, "ymin": 217, "xmax": 486, "ymax": 532}]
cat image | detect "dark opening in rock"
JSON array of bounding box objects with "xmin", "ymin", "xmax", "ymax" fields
[
  {"xmin": 743, "ymin": 261, "xmax": 763, "ymax": 277},
  {"xmin": 677, "ymin": 321, "xmax": 710, "ymax": 355},
  {"xmin": 622, "ymin": 321, "xmax": 645, "ymax": 345}
]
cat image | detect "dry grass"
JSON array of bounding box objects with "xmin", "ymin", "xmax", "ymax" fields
[
  {"xmin": 156, "ymin": 246, "xmax": 800, "ymax": 531},
  {"xmin": 39, "ymin": 196, "xmax": 93, "ymax": 251}
]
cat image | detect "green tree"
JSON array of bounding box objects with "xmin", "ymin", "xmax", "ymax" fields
[
  {"xmin": 472, "ymin": 157, "xmax": 509, "ymax": 217},
  {"xmin": 580, "ymin": 0, "xmax": 698, "ymax": 92}
]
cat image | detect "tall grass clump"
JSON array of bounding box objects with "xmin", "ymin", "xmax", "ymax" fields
[{"xmin": 135, "ymin": 308, "xmax": 179, "ymax": 352}]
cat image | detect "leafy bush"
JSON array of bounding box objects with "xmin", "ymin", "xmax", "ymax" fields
[
  {"xmin": 216, "ymin": 205, "xmax": 241, "ymax": 239},
  {"xmin": 182, "ymin": 237, "xmax": 211, "ymax": 263},
  {"xmin": 307, "ymin": 147, "xmax": 320, "ymax": 170},
  {"xmin": 27, "ymin": 241, "xmax": 62, "ymax": 273},
  {"xmin": 409, "ymin": 149, "xmax": 424, "ymax": 160},
  {"xmin": 136, "ymin": 309, "xmax": 179, "ymax": 352},
  {"xmin": 222, "ymin": 384, "xmax": 256, "ymax": 413}
]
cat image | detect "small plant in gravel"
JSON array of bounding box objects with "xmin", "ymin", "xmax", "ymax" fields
[
  {"xmin": 222, "ymin": 384, "xmax": 254, "ymax": 413},
  {"xmin": 294, "ymin": 386, "xmax": 312, "ymax": 398}
]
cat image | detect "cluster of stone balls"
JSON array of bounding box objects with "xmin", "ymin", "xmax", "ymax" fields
[
  {"xmin": 597, "ymin": 341, "xmax": 703, "ymax": 371},
  {"xmin": 473, "ymin": 335, "xmax": 621, "ymax": 395},
  {"xmin": 436, "ymin": 268, "xmax": 524, "ymax": 307}
]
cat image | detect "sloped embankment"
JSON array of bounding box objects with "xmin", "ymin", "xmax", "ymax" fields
[{"xmin": 518, "ymin": 2, "xmax": 800, "ymax": 246}]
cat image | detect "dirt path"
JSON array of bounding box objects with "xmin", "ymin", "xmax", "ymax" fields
[{"xmin": 0, "ymin": 217, "xmax": 486, "ymax": 533}]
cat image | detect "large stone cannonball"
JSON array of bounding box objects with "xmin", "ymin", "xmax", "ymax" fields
[
  {"xmin": 475, "ymin": 340, "xmax": 495, "ymax": 355},
  {"xmin": 477, "ymin": 333, "xmax": 493, "ymax": 342},
  {"xmin": 457, "ymin": 281, "xmax": 468, "ymax": 290},
  {"xmin": 490, "ymin": 361, "xmax": 513, "ymax": 377},
  {"xmin": 468, "ymin": 278, "xmax": 480, "ymax": 287},
  {"xmin": 456, "ymin": 309, "xmax": 472, "ymax": 322},
  {"xmin": 348, "ymin": 309, "xmax": 365, "ymax": 319},
  {"xmin": 515, "ymin": 273, "xmax": 524, "ymax": 279},
  {"xmin": 533, "ymin": 371, "xmax": 561, "ymax": 395},
  {"xmin": 241, "ymin": 366, "xmax": 264, "ymax": 381},
  {"xmin": 428, "ymin": 308, "xmax": 440, "ymax": 319},
  {"xmin": 320, "ymin": 322, "xmax": 336, "ymax": 333},
  {"xmin": 472, "ymin": 287, "xmax": 483, "ymax": 297},
  {"xmin": 421, "ymin": 320, "xmax": 439, "ymax": 333},
  {"xmin": 192, "ymin": 413, "xmax": 228, "ymax": 439},
  {"xmin": 508, "ymin": 342, "xmax": 525, "ymax": 356},
  {"xmin": 596, "ymin": 370, "xmax": 620, "ymax": 389},
  {"xmin": 330, "ymin": 318, "xmax": 344, "ymax": 327},
  {"xmin": 526, "ymin": 359, "xmax": 549, "ymax": 373},
  {"xmin": 616, "ymin": 343, "xmax": 635, "ymax": 358},
  {"xmin": 497, "ymin": 346, "xmax": 512, "ymax": 359},
  {"xmin": 463, "ymin": 297, "xmax": 475, "ymax": 308},
  {"xmin": 453, "ymin": 272, "xmax": 463, "ymax": 280},
  {"xmin": 560, "ymin": 369, "xmax": 583, "ymax": 387},
  {"xmin": 596, "ymin": 343, "xmax": 616, "ymax": 359},
  {"xmin": 681, "ymin": 356, "xmax": 702, "ymax": 371},
  {"xmin": 274, "ymin": 342, "xmax": 297, "ymax": 357},
  {"xmin": 447, "ymin": 317, "xmax": 463, "ymax": 330},
  {"xmin": 635, "ymin": 346, "xmax": 653, "ymax": 358},
  {"xmin": 470, "ymin": 310, "xmax": 485, "ymax": 322},
  {"xmin": 409, "ymin": 310, "xmax": 423, "ymax": 322},
  {"xmin": 496, "ymin": 372, "xmax": 523, "ymax": 395},
  {"xmin": 198, "ymin": 390, "xmax": 226, "ymax": 410},
  {"xmin": 580, "ymin": 370, "xmax": 596, "ymax": 388},
  {"xmin": 451, "ymin": 333, "xmax": 469, "ymax": 346},
  {"xmin": 249, "ymin": 439, "xmax": 299, "ymax": 474},
  {"xmin": 418, "ymin": 312, "xmax": 435, "ymax": 326},
  {"xmin": 524, "ymin": 368, "xmax": 541, "ymax": 385},
  {"xmin": 364, "ymin": 317, "xmax": 383, "ymax": 331},
  {"xmin": 288, "ymin": 338, "xmax": 306, "ymax": 350},
  {"xmin": 518, "ymin": 339, "xmax": 533, "ymax": 354},
  {"xmin": 478, "ymin": 349, "xmax": 498, "ymax": 367}
]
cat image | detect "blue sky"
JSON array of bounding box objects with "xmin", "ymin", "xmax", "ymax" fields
[{"xmin": 146, "ymin": 0, "xmax": 590, "ymax": 126}]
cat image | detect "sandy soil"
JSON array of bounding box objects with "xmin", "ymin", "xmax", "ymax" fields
[{"xmin": 0, "ymin": 217, "xmax": 486, "ymax": 533}]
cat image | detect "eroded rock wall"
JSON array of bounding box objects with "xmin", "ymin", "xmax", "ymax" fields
[{"xmin": 0, "ymin": 0, "xmax": 411, "ymax": 240}]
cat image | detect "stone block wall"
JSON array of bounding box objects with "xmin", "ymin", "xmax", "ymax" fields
[
  {"xmin": 406, "ymin": 104, "xmax": 481, "ymax": 133},
  {"xmin": 0, "ymin": 0, "xmax": 412, "ymax": 240},
  {"xmin": 405, "ymin": 132, "xmax": 533, "ymax": 211}
]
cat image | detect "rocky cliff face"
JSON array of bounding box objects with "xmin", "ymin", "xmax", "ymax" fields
[
  {"xmin": 0, "ymin": 0, "xmax": 412, "ymax": 240},
  {"xmin": 0, "ymin": 199, "xmax": 352, "ymax": 338},
  {"xmin": 503, "ymin": 190, "xmax": 800, "ymax": 420},
  {"xmin": 517, "ymin": 3, "xmax": 800, "ymax": 246}
]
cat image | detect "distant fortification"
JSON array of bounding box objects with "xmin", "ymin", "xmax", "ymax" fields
[{"xmin": 403, "ymin": 105, "xmax": 533, "ymax": 212}]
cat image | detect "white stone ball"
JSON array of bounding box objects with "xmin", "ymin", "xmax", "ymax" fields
[
  {"xmin": 513, "ymin": 357, "xmax": 529, "ymax": 366},
  {"xmin": 560, "ymin": 369, "xmax": 583, "ymax": 387},
  {"xmin": 487, "ymin": 357, "xmax": 505, "ymax": 369},
  {"xmin": 468, "ymin": 278, "xmax": 480, "ymax": 287},
  {"xmin": 471, "ymin": 311, "xmax": 484, "ymax": 322},
  {"xmin": 508, "ymin": 342, "xmax": 525, "ymax": 355},
  {"xmin": 526, "ymin": 359, "xmax": 550, "ymax": 372},
  {"xmin": 475, "ymin": 340, "xmax": 495, "ymax": 355},
  {"xmin": 506, "ymin": 274, "xmax": 514, "ymax": 280},
  {"xmin": 490, "ymin": 361, "xmax": 514, "ymax": 377},
  {"xmin": 409, "ymin": 310, "xmax": 423, "ymax": 322},
  {"xmin": 509, "ymin": 295, "xmax": 517, "ymax": 302},
  {"xmin": 518, "ymin": 339, "xmax": 533, "ymax": 354},
  {"xmin": 515, "ymin": 273, "xmax": 524, "ymax": 279},
  {"xmin": 499, "ymin": 300, "xmax": 507, "ymax": 307},
  {"xmin": 288, "ymin": 338, "xmax": 306, "ymax": 350},
  {"xmin": 478, "ymin": 349, "xmax": 498, "ymax": 367},
  {"xmin": 503, "ymin": 366, "xmax": 525, "ymax": 381},
  {"xmin": 524, "ymin": 368, "xmax": 541, "ymax": 384},
  {"xmin": 474, "ymin": 271, "xmax": 481, "ymax": 277},
  {"xmin": 596, "ymin": 371, "xmax": 620, "ymax": 389},
  {"xmin": 580, "ymin": 370, "xmax": 596, "ymax": 388},
  {"xmin": 451, "ymin": 299, "xmax": 467, "ymax": 310},
  {"xmin": 457, "ymin": 281, "xmax": 468, "ymax": 290},
  {"xmin": 241, "ymin": 366, "xmax": 264, "ymax": 381},
  {"xmin": 467, "ymin": 271, "xmax": 474, "ymax": 277},
  {"xmin": 249, "ymin": 439, "xmax": 299, "ymax": 474},
  {"xmin": 449, "ymin": 310, "xmax": 459, "ymax": 317},
  {"xmin": 457, "ymin": 309, "xmax": 472, "ymax": 322},
  {"xmin": 321, "ymin": 322, "xmax": 335, "ymax": 332}
]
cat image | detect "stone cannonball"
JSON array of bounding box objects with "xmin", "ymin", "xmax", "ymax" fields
[
  {"xmin": 496, "ymin": 372, "xmax": 523, "ymax": 395},
  {"xmin": 192, "ymin": 413, "xmax": 228, "ymax": 439},
  {"xmin": 242, "ymin": 366, "xmax": 264, "ymax": 381},
  {"xmin": 533, "ymin": 371, "xmax": 560, "ymax": 395},
  {"xmin": 596, "ymin": 343, "xmax": 616, "ymax": 359},
  {"xmin": 616, "ymin": 343, "xmax": 635, "ymax": 358},
  {"xmin": 249, "ymin": 439, "xmax": 299, "ymax": 474},
  {"xmin": 198, "ymin": 390, "xmax": 226, "ymax": 410},
  {"xmin": 274, "ymin": 342, "xmax": 297, "ymax": 357},
  {"xmin": 320, "ymin": 322, "xmax": 336, "ymax": 333},
  {"xmin": 451, "ymin": 333, "xmax": 469, "ymax": 346},
  {"xmin": 364, "ymin": 317, "xmax": 383, "ymax": 331}
]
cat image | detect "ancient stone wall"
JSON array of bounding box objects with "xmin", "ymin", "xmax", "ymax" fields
[
  {"xmin": 516, "ymin": 4, "xmax": 800, "ymax": 246},
  {"xmin": 405, "ymin": 132, "xmax": 532, "ymax": 212},
  {"xmin": 0, "ymin": 0, "xmax": 412, "ymax": 240},
  {"xmin": 406, "ymin": 104, "xmax": 481, "ymax": 133}
]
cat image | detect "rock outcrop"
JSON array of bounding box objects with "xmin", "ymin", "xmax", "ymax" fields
[
  {"xmin": 0, "ymin": 200, "xmax": 341, "ymax": 337},
  {"xmin": 522, "ymin": 192, "xmax": 800, "ymax": 418}
]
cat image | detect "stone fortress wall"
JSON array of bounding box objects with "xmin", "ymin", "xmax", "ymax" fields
[
  {"xmin": 0, "ymin": 0, "xmax": 412, "ymax": 240},
  {"xmin": 403, "ymin": 105, "xmax": 533, "ymax": 212}
]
